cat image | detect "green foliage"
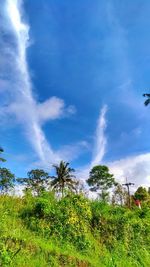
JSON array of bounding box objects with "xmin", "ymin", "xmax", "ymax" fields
[
  {"xmin": 134, "ymin": 186, "xmax": 149, "ymax": 201},
  {"xmin": 0, "ymin": 168, "xmax": 15, "ymax": 193},
  {"xmin": 0, "ymin": 147, "xmax": 6, "ymax": 163},
  {"xmin": 51, "ymin": 161, "xmax": 78, "ymax": 197},
  {"xmin": 90, "ymin": 200, "xmax": 150, "ymax": 266},
  {"xmin": 22, "ymin": 193, "xmax": 92, "ymax": 251},
  {"xmin": 49, "ymin": 194, "xmax": 92, "ymax": 250},
  {"xmin": 112, "ymin": 184, "xmax": 128, "ymax": 206},
  {"xmin": 0, "ymin": 153, "xmax": 150, "ymax": 266},
  {"xmin": 87, "ymin": 165, "xmax": 116, "ymax": 201},
  {"xmin": 0, "ymin": 193, "xmax": 150, "ymax": 266},
  {"xmin": 143, "ymin": 93, "xmax": 150, "ymax": 106},
  {"xmin": 17, "ymin": 169, "xmax": 50, "ymax": 196}
]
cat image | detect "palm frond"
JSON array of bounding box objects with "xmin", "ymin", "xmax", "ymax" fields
[
  {"xmin": 51, "ymin": 178, "xmax": 59, "ymax": 186},
  {"xmin": 51, "ymin": 160, "xmax": 78, "ymax": 196},
  {"xmin": 143, "ymin": 93, "xmax": 150, "ymax": 97},
  {"xmin": 144, "ymin": 98, "xmax": 150, "ymax": 106}
]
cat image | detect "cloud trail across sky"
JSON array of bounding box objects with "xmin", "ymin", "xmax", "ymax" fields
[
  {"xmin": 77, "ymin": 105, "xmax": 108, "ymax": 182},
  {"xmin": 0, "ymin": 0, "xmax": 77, "ymax": 165},
  {"xmin": 91, "ymin": 105, "xmax": 107, "ymax": 167},
  {"xmin": 5, "ymin": 0, "xmax": 59, "ymax": 163},
  {"xmin": 1, "ymin": 0, "xmax": 150, "ymax": 191},
  {"xmin": 78, "ymin": 102, "xmax": 150, "ymax": 192}
]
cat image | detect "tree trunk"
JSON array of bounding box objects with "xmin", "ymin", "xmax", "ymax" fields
[{"xmin": 62, "ymin": 182, "xmax": 64, "ymax": 198}]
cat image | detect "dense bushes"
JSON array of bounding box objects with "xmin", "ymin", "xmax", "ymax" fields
[
  {"xmin": 22, "ymin": 193, "xmax": 92, "ymax": 251},
  {"xmin": 0, "ymin": 193, "xmax": 150, "ymax": 266}
]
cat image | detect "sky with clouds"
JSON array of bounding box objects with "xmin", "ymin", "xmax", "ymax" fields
[{"xmin": 0, "ymin": 0, "xmax": 150, "ymax": 189}]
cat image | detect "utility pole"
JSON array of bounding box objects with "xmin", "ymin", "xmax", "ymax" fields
[{"xmin": 122, "ymin": 179, "xmax": 134, "ymax": 208}]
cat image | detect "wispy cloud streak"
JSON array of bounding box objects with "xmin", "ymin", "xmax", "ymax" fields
[
  {"xmin": 91, "ymin": 105, "xmax": 107, "ymax": 167},
  {"xmin": 77, "ymin": 105, "xmax": 108, "ymax": 181},
  {"xmin": 4, "ymin": 0, "xmax": 58, "ymax": 163},
  {"xmin": 0, "ymin": 0, "xmax": 77, "ymax": 165}
]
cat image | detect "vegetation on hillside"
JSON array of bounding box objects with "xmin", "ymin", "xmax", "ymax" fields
[{"xmin": 0, "ymin": 148, "xmax": 150, "ymax": 266}]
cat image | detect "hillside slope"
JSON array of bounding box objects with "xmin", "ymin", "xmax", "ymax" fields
[{"xmin": 0, "ymin": 193, "xmax": 150, "ymax": 267}]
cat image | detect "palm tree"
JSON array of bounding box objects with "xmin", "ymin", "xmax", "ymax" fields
[
  {"xmin": 51, "ymin": 161, "xmax": 77, "ymax": 197},
  {"xmin": 143, "ymin": 93, "xmax": 150, "ymax": 106}
]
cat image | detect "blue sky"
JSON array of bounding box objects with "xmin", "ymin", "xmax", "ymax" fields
[{"xmin": 0, "ymin": 0, "xmax": 150, "ymax": 187}]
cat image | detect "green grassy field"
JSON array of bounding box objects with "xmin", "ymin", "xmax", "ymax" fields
[{"xmin": 0, "ymin": 193, "xmax": 150, "ymax": 267}]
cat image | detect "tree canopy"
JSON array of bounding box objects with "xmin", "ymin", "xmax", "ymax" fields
[
  {"xmin": 0, "ymin": 167, "xmax": 15, "ymax": 194},
  {"xmin": 51, "ymin": 161, "xmax": 78, "ymax": 197},
  {"xmin": 17, "ymin": 169, "xmax": 50, "ymax": 196},
  {"xmin": 87, "ymin": 165, "xmax": 117, "ymax": 200},
  {"xmin": 112, "ymin": 184, "xmax": 127, "ymax": 206},
  {"xmin": 134, "ymin": 186, "xmax": 148, "ymax": 201}
]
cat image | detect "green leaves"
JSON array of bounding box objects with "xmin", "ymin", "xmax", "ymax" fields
[
  {"xmin": 17, "ymin": 169, "xmax": 50, "ymax": 196},
  {"xmin": 0, "ymin": 147, "xmax": 6, "ymax": 163},
  {"xmin": 1, "ymin": 191, "xmax": 150, "ymax": 266},
  {"xmin": 134, "ymin": 186, "xmax": 148, "ymax": 201},
  {"xmin": 87, "ymin": 165, "xmax": 116, "ymax": 201},
  {"xmin": 0, "ymin": 168, "xmax": 15, "ymax": 194},
  {"xmin": 143, "ymin": 93, "xmax": 150, "ymax": 106},
  {"xmin": 51, "ymin": 161, "xmax": 78, "ymax": 197}
]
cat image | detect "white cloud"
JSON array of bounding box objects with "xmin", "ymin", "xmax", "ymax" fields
[
  {"xmin": 78, "ymin": 104, "xmax": 150, "ymax": 192},
  {"xmin": 108, "ymin": 153, "xmax": 150, "ymax": 190},
  {"xmin": 37, "ymin": 97, "xmax": 65, "ymax": 122},
  {"xmin": 77, "ymin": 105, "xmax": 108, "ymax": 180},
  {"xmin": 2, "ymin": 0, "xmax": 150, "ymax": 194},
  {"xmin": 0, "ymin": 0, "xmax": 76, "ymax": 166},
  {"xmin": 3, "ymin": 0, "xmax": 59, "ymax": 163},
  {"xmin": 91, "ymin": 105, "xmax": 107, "ymax": 167},
  {"xmin": 37, "ymin": 97, "xmax": 75, "ymax": 123},
  {"xmin": 57, "ymin": 141, "xmax": 89, "ymax": 162}
]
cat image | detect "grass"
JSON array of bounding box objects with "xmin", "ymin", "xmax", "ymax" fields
[{"xmin": 0, "ymin": 194, "xmax": 150, "ymax": 266}]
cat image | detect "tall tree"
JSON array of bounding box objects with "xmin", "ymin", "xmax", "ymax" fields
[
  {"xmin": 17, "ymin": 169, "xmax": 50, "ymax": 196},
  {"xmin": 0, "ymin": 147, "xmax": 6, "ymax": 163},
  {"xmin": 134, "ymin": 186, "xmax": 148, "ymax": 201},
  {"xmin": 143, "ymin": 93, "xmax": 150, "ymax": 106},
  {"xmin": 0, "ymin": 168, "xmax": 15, "ymax": 194},
  {"xmin": 112, "ymin": 184, "xmax": 128, "ymax": 206},
  {"xmin": 87, "ymin": 165, "xmax": 116, "ymax": 201},
  {"xmin": 51, "ymin": 161, "xmax": 77, "ymax": 197}
]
